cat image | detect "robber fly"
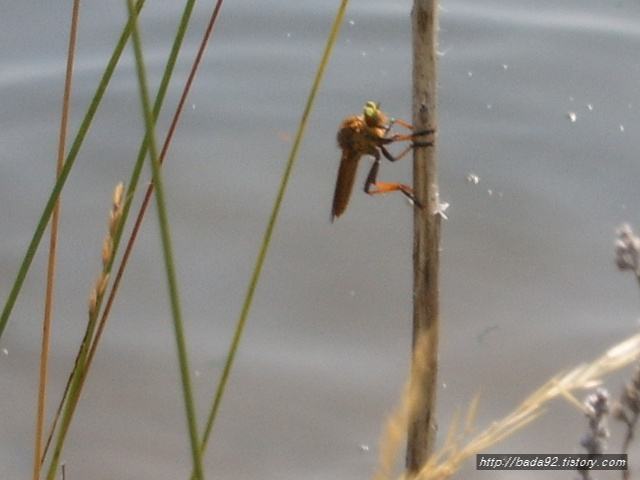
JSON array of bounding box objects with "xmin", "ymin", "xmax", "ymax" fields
[{"xmin": 331, "ymin": 101, "xmax": 434, "ymax": 220}]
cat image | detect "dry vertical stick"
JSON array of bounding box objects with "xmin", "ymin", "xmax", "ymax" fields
[{"xmin": 407, "ymin": 0, "xmax": 440, "ymax": 475}]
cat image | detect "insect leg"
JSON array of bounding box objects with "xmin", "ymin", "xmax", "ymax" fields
[
  {"xmin": 364, "ymin": 152, "xmax": 423, "ymax": 208},
  {"xmin": 389, "ymin": 118, "xmax": 435, "ymax": 137},
  {"xmin": 380, "ymin": 144, "xmax": 432, "ymax": 163}
]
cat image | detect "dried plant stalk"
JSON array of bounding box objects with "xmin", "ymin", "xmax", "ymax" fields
[
  {"xmin": 408, "ymin": 0, "xmax": 441, "ymax": 473},
  {"xmin": 374, "ymin": 332, "xmax": 640, "ymax": 480},
  {"xmin": 43, "ymin": 182, "xmax": 124, "ymax": 466}
]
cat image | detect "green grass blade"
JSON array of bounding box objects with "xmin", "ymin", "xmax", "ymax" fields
[
  {"xmin": 193, "ymin": 0, "xmax": 351, "ymax": 468},
  {"xmin": 41, "ymin": 1, "xmax": 201, "ymax": 475},
  {"xmin": 0, "ymin": 0, "xmax": 148, "ymax": 341},
  {"xmin": 125, "ymin": 1, "xmax": 204, "ymax": 478}
]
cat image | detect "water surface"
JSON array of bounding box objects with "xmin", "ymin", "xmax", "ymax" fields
[{"xmin": 2, "ymin": 1, "xmax": 640, "ymax": 478}]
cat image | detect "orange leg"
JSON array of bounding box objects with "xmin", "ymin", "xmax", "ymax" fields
[
  {"xmin": 388, "ymin": 130, "xmax": 434, "ymax": 144},
  {"xmin": 363, "ymin": 155, "xmax": 423, "ymax": 207},
  {"xmin": 362, "ymin": 125, "xmax": 435, "ymax": 207},
  {"xmin": 387, "ymin": 118, "xmax": 435, "ymax": 139},
  {"xmin": 392, "ymin": 118, "xmax": 413, "ymax": 130},
  {"xmin": 381, "ymin": 126, "xmax": 434, "ymax": 149},
  {"xmin": 369, "ymin": 182, "xmax": 418, "ymax": 204},
  {"xmin": 361, "ymin": 120, "xmax": 434, "ymax": 209}
]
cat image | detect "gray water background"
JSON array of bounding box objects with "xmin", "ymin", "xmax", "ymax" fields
[{"xmin": 3, "ymin": 0, "xmax": 640, "ymax": 478}]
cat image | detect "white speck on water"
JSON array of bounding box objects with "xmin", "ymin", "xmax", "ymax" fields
[
  {"xmin": 359, "ymin": 444, "xmax": 370, "ymax": 452},
  {"xmin": 467, "ymin": 173, "xmax": 480, "ymax": 184},
  {"xmin": 2, "ymin": 348, "xmax": 7, "ymax": 355},
  {"xmin": 620, "ymin": 125, "xmax": 625, "ymax": 132},
  {"xmin": 567, "ymin": 112, "xmax": 577, "ymax": 122},
  {"xmin": 349, "ymin": 20, "xmax": 355, "ymax": 26},
  {"xmin": 587, "ymin": 104, "xmax": 593, "ymax": 111},
  {"xmin": 486, "ymin": 104, "xmax": 493, "ymax": 110},
  {"xmin": 502, "ymin": 64, "xmax": 508, "ymax": 70},
  {"xmin": 467, "ymin": 71, "xmax": 473, "ymax": 77}
]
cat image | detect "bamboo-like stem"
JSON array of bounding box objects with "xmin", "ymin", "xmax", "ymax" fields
[
  {"xmin": 34, "ymin": 2, "xmax": 81, "ymax": 479},
  {"xmin": 125, "ymin": 1, "xmax": 204, "ymax": 477},
  {"xmin": 407, "ymin": 0, "xmax": 440, "ymax": 474},
  {"xmin": 189, "ymin": 4, "xmax": 350, "ymax": 474}
]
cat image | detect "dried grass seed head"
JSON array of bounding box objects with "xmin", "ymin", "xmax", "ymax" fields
[
  {"xmin": 102, "ymin": 237, "xmax": 113, "ymax": 268},
  {"xmin": 112, "ymin": 182, "xmax": 124, "ymax": 211}
]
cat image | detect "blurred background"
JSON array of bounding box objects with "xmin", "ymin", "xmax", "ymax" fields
[{"xmin": 2, "ymin": 0, "xmax": 640, "ymax": 478}]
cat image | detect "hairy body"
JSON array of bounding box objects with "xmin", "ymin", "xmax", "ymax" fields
[
  {"xmin": 331, "ymin": 102, "xmax": 431, "ymax": 220},
  {"xmin": 332, "ymin": 106, "xmax": 389, "ymax": 219}
]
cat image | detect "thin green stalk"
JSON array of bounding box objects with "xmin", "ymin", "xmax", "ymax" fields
[
  {"xmin": 0, "ymin": 0, "xmax": 147, "ymax": 341},
  {"xmin": 193, "ymin": 0, "xmax": 351, "ymax": 470},
  {"xmin": 125, "ymin": 1, "xmax": 203, "ymax": 478},
  {"xmin": 84, "ymin": 0, "xmax": 200, "ymax": 366},
  {"xmin": 42, "ymin": 0, "xmax": 200, "ymax": 467},
  {"xmin": 42, "ymin": 3, "xmax": 153, "ymax": 478}
]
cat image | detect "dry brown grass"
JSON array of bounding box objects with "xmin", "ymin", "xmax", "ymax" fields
[{"xmin": 374, "ymin": 331, "xmax": 640, "ymax": 480}]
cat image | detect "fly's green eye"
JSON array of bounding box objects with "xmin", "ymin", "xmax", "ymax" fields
[{"xmin": 363, "ymin": 101, "xmax": 379, "ymax": 120}]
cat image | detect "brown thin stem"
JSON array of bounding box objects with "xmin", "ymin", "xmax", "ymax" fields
[{"xmin": 34, "ymin": 1, "xmax": 81, "ymax": 478}]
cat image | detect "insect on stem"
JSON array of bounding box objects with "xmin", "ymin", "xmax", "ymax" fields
[{"xmin": 331, "ymin": 101, "xmax": 434, "ymax": 220}]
